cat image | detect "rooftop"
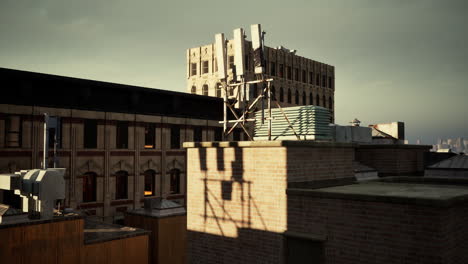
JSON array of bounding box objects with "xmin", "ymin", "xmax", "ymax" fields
[
  {"xmin": 428, "ymin": 154, "xmax": 468, "ymax": 170},
  {"xmin": 84, "ymin": 219, "xmax": 149, "ymax": 245}
]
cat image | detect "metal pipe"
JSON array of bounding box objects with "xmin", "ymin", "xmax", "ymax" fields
[{"xmin": 43, "ymin": 113, "xmax": 49, "ymax": 169}]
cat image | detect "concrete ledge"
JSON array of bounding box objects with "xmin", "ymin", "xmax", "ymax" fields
[
  {"xmin": 288, "ymin": 177, "xmax": 356, "ymax": 189},
  {"xmin": 356, "ymin": 144, "xmax": 432, "ymax": 149},
  {"xmin": 183, "ymin": 140, "xmax": 355, "ymax": 149}
]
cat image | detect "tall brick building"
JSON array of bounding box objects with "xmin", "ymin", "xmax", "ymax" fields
[
  {"xmin": 187, "ymin": 36, "xmax": 335, "ymax": 122},
  {"xmin": 0, "ymin": 67, "xmax": 245, "ymax": 223}
]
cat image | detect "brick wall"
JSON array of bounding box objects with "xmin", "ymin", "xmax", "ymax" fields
[{"xmin": 355, "ymin": 144, "xmax": 431, "ymax": 176}]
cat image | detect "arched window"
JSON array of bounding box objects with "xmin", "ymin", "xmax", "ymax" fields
[
  {"xmin": 144, "ymin": 169, "xmax": 156, "ymax": 197},
  {"xmin": 287, "ymin": 89, "xmax": 292, "ymax": 103},
  {"xmin": 329, "ymin": 96, "xmax": 333, "ymax": 109},
  {"xmin": 202, "ymin": 84, "xmax": 208, "ymax": 96},
  {"xmin": 295, "ymin": 90, "xmax": 299, "ymax": 105},
  {"xmin": 115, "ymin": 170, "xmax": 128, "ymax": 200},
  {"xmin": 279, "ymin": 87, "xmax": 284, "ymax": 102},
  {"xmin": 302, "ymin": 91, "xmax": 307, "ymax": 105},
  {"xmin": 316, "ymin": 94, "xmax": 320, "ymax": 106},
  {"xmin": 323, "ymin": 95, "xmax": 327, "ymax": 108},
  {"xmin": 309, "ymin": 93, "xmax": 313, "ymax": 105},
  {"xmin": 271, "ymin": 86, "xmax": 276, "ymax": 100},
  {"xmin": 83, "ymin": 172, "xmax": 97, "ymax": 203},
  {"xmin": 191, "ymin": 86, "xmax": 196, "ymax": 94},
  {"xmin": 169, "ymin": 169, "xmax": 181, "ymax": 194},
  {"xmin": 216, "ymin": 83, "xmax": 222, "ymax": 98}
]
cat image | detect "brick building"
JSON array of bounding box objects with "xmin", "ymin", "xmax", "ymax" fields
[
  {"xmin": 0, "ymin": 67, "xmax": 245, "ymax": 222},
  {"xmin": 187, "ymin": 36, "xmax": 335, "ymax": 122},
  {"xmin": 184, "ymin": 141, "xmax": 468, "ymax": 264}
]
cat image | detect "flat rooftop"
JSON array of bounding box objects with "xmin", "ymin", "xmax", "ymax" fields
[
  {"xmin": 288, "ymin": 177, "xmax": 468, "ymax": 207},
  {"xmin": 84, "ymin": 219, "xmax": 149, "ymax": 245}
]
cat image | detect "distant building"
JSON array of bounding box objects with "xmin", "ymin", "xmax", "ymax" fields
[
  {"xmin": 433, "ymin": 137, "xmax": 467, "ymax": 154},
  {"xmin": 186, "ymin": 34, "xmax": 335, "ymax": 122}
]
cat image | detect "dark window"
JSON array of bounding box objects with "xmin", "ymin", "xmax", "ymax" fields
[
  {"xmin": 202, "ymin": 61, "xmax": 209, "ymax": 74},
  {"xmin": 302, "ymin": 91, "xmax": 307, "ymax": 105},
  {"xmin": 316, "ymin": 74, "xmax": 320, "ymax": 86},
  {"xmin": 323, "ymin": 95, "xmax": 327, "ymax": 108},
  {"xmin": 47, "ymin": 117, "xmax": 61, "ymax": 149},
  {"xmin": 191, "ymin": 85, "xmax": 196, "ymax": 94},
  {"xmin": 193, "ymin": 126, "xmax": 203, "ymax": 142},
  {"xmin": 279, "ymin": 87, "xmax": 284, "ymax": 102},
  {"xmin": 233, "ymin": 129, "xmax": 241, "ymax": 141},
  {"xmin": 84, "ymin": 119, "xmax": 97, "ymax": 149},
  {"xmin": 252, "ymin": 83, "xmax": 258, "ymax": 98},
  {"xmin": 294, "ymin": 68, "xmax": 299, "ymax": 81},
  {"xmin": 310, "ymin": 93, "xmax": 313, "ymax": 105},
  {"xmin": 316, "ymin": 94, "xmax": 320, "ymax": 106},
  {"xmin": 271, "ymin": 86, "xmax": 276, "ymax": 100},
  {"xmin": 214, "ymin": 127, "xmax": 223, "ymax": 141},
  {"xmin": 329, "ymin": 96, "xmax": 333, "ymax": 109},
  {"xmin": 5, "ymin": 116, "xmax": 22, "ymax": 148},
  {"xmin": 295, "ymin": 90, "xmax": 299, "ymax": 105},
  {"xmin": 144, "ymin": 123, "xmax": 155, "ymax": 149},
  {"xmin": 82, "ymin": 172, "xmax": 97, "ymax": 203},
  {"xmin": 322, "ymin": 75, "xmax": 326, "ymax": 87},
  {"xmin": 228, "ymin": 56, "xmax": 234, "ymax": 69},
  {"xmin": 170, "ymin": 125, "xmax": 180, "ymax": 149},
  {"xmin": 202, "ymin": 84, "xmax": 208, "ymax": 96},
  {"xmin": 116, "ymin": 121, "xmax": 128, "ymax": 149},
  {"xmin": 285, "ymin": 236, "xmax": 324, "ymax": 264},
  {"xmin": 115, "ymin": 170, "xmax": 128, "ymax": 200},
  {"xmin": 191, "ymin": 63, "xmax": 197, "ymax": 76},
  {"xmin": 287, "ymin": 89, "xmax": 292, "ymax": 103},
  {"xmin": 144, "ymin": 169, "xmax": 156, "ymax": 197},
  {"xmin": 270, "ymin": 62, "xmax": 276, "ymax": 76},
  {"xmin": 309, "ymin": 72, "xmax": 314, "ymax": 84},
  {"xmin": 279, "ymin": 64, "xmax": 284, "ymax": 78},
  {"xmin": 287, "ymin": 66, "xmax": 292, "ymax": 80},
  {"xmin": 302, "ymin": 70, "xmax": 306, "ymax": 83},
  {"xmin": 244, "ymin": 55, "xmax": 249, "ymax": 71},
  {"xmin": 170, "ymin": 169, "xmax": 181, "ymax": 194},
  {"xmin": 216, "ymin": 83, "xmax": 222, "ymax": 97},
  {"xmin": 328, "ymin": 77, "xmax": 332, "ymax": 88}
]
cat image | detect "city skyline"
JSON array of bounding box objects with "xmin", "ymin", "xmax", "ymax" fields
[{"xmin": 1, "ymin": 0, "xmax": 466, "ymax": 144}]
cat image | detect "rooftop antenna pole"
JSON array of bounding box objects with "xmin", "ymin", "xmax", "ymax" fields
[{"xmin": 43, "ymin": 113, "xmax": 49, "ymax": 169}]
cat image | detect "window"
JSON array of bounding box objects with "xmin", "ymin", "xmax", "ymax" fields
[
  {"xmin": 228, "ymin": 56, "xmax": 234, "ymax": 69},
  {"xmin": 295, "ymin": 90, "xmax": 299, "ymax": 105},
  {"xmin": 294, "ymin": 68, "xmax": 299, "ymax": 81},
  {"xmin": 303, "ymin": 91, "xmax": 307, "ymax": 105},
  {"xmin": 270, "ymin": 62, "xmax": 276, "ymax": 76},
  {"xmin": 323, "ymin": 95, "xmax": 327, "ymax": 108},
  {"xmin": 214, "ymin": 127, "xmax": 223, "ymax": 141},
  {"xmin": 170, "ymin": 125, "xmax": 180, "ymax": 149},
  {"xmin": 329, "ymin": 96, "xmax": 333, "ymax": 109},
  {"xmin": 252, "ymin": 83, "xmax": 258, "ymax": 98},
  {"xmin": 144, "ymin": 169, "xmax": 156, "ymax": 197},
  {"xmin": 316, "ymin": 74, "xmax": 320, "ymax": 86},
  {"xmin": 115, "ymin": 170, "xmax": 128, "ymax": 200},
  {"xmin": 310, "ymin": 93, "xmax": 313, "ymax": 105},
  {"xmin": 279, "ymin": 64, "xmax": 284, "ymax": 78},
  {"xmin": 202, "ymin": 61, "xmax": 209, "ymax": 74},
  {"xmin": 271, "ymin": 86, "xmax": 276, "ymax": 100},
  {"xmin": 191, "ymin": 63, "xmax": 197, "ymax": 76},
  {"xmin": 316, "ymin": 94, "xmax": 320, "ymax": 106},
  {"xmin": 202, "ymin": 84, "xmax": 208, "ymax": 96},
  {"xmin": 191, "ymin": 85, "xmax": 196, "ymax": 94},
  {"xmin": 322, "ymin": 75, "xmax": 326, "ymax": 87},
  {"xmin": 193, "ymin": 126, "xmax": 203, "ymax": 142},
  {"xmin": 84, "ymin": 119, "xmax": 97, "ymax": 149},
  {"xmin": 233, "ymin": 129, "xmax": 241, "ymax": 141},
  {"xmin": 244, "ymin": 55, "xmax": 249, "ymax": 71},
  {"xmin": 279, "ymin": 87, "xmax": 284, "ymax": 102},
  {"xmin": 116, "ymin": 121, "xmax": 128, "ymax": 149},
  {"xmin": 287, "ymin": 89, "xmax": 292, "ymax": 104},
  {"xmin": 329, "ymin": 77, "xmax": 333, "ymax": 89},
  {"xmin": 216, "ymin": 83, "xmax": 222, "ymax": 97},
  {"xmin": 169, "ymin": 169, "xmax": 181, "ymax": 194},
  {"xmin": 4, "ymin": 116, "xmax": 22, "ymax": 148},
  {"xmin": 144, "ymin": 123, "xmax": 155, "ymax": 149},
  {"xmin": 285, "ymin": 236, "xmax": 324, "ymax": 264},
  {"xmin": 287, "ymin": 66, "xmax": 292, "ymax": 80},
  {"xmin": 82, "ymin": 172, "xmax": 97, "ymax": 203},
  {"xmin": 47, "ymin": 117, "xmax": 61, "ymax": 149},
  {"xmin": 302, "ymin": 70, "xmax": 306, "ymax": 83},
  {"xmin": 309, "ymin": 72, "xmax": 314, "ymax": 84}
]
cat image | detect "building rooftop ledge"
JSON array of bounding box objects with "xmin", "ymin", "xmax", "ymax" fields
[{"xmin": 183, "ymin": 140, "xmax": 355, "ymax": 148}]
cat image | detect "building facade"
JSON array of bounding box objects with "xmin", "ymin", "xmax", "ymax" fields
[
  {"xmin": 0, "ymin": 67, "xmax": 243, "ymax": 223},
  {"xmin": 187, "ymin": 39, "xmax": 335, "ymax": 122}
]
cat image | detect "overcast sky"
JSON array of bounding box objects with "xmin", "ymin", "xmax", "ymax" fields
[{"xmin": 1, "ymin": 0, "xmax": 467, "ymax": 144}]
